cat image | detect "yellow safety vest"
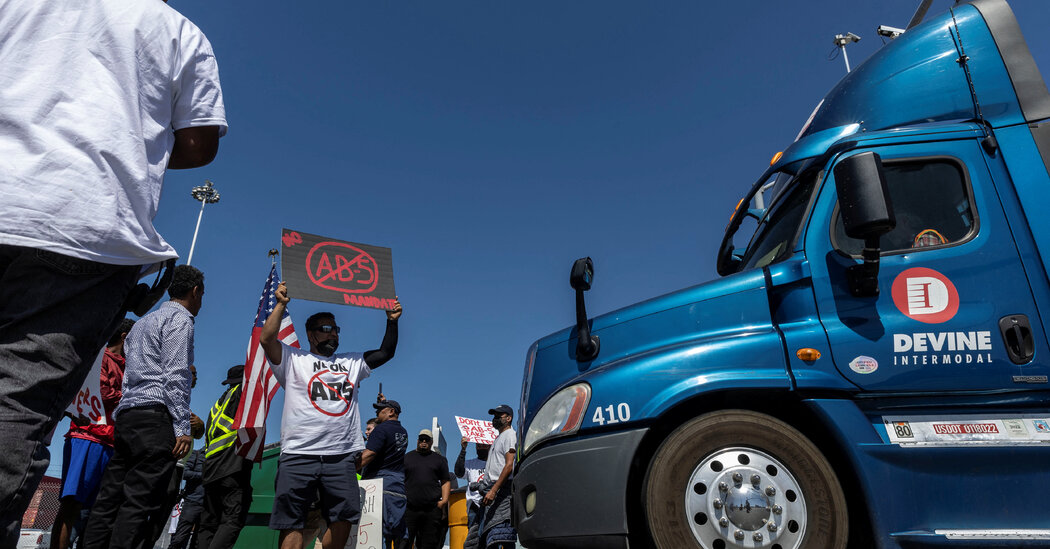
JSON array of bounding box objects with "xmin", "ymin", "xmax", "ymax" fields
[{"xmin": 205, "ymin": 385, "xmax": 239, "ymax": 458}]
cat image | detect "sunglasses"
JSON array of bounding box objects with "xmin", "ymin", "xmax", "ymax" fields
[{"xmin": 313, "ymin": 325, "xmax": 340, "ymax": 334}]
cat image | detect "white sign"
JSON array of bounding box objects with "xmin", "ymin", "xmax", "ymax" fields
[
  {"xmin": 456, "ymin": 416, "xmax": 498, "ymax": 445},
  {"xmin": 884, "ymin": 415, "xmax": 1050, "ymax": 447},
  {"xmin": 349, "ymin": 478, "xmax": 383, "ymax": 549},
  {"xmin": 169, "ymin": 499, "xmax": 182, "ymax": 534},
  {"xmin": 65, "ymin": 349, "xmax": 107, "ymax": 425}
]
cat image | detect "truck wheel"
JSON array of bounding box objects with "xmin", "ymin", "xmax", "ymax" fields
[{"xmin": 644, "ymin": 410, "xmax": 847, "ymax": 549}]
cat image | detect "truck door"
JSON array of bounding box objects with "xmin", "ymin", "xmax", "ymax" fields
[{"xmin": 806, "ymin": 137, "xmax": 1050, "ymax": 392}]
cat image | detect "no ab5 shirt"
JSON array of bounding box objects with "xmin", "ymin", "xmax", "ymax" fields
[{"xmin": 271, "ymin": 343, "xmax": 370, "ymax": 455}]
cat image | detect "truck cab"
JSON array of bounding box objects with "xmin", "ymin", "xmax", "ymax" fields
[{"xmin": 513, "ymin": 1, "xmax": 1050, "ymax": 548}]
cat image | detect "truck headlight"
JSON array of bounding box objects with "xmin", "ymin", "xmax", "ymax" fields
[{"xmin": 522, "ymin": 383, "xmax": 590, "ymax": 456}]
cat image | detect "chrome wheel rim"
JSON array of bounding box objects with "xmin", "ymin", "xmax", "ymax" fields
[{"xmin": 684, "ymin": 447, "xmax": 807, "ymax": 548}]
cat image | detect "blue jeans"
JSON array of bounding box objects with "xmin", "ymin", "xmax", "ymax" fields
[
  {"xmin": 0, "ymin": 245, "xmax": 138, "ymax": 547},
  {"xmin": 467, "ymin": 502, "xmax": 479, "ymax": 529},
  {"xmin": 374, "ymin": 470, "xmax": 406, "ymax": 549}
]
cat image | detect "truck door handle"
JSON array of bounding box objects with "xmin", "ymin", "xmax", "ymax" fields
[{"xmin": 999, "ymin": 315, "xmax": 1034, "ymax": 365}]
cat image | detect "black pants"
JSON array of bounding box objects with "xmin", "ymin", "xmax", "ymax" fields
[
  {"xmin": 196, "ymin": 470, "xmax": 252, "ymax": 549},
  {"xmin": 0, "ymin": 246, "xmax": 137, "ymax": 547},
  {"xmin": 81, "ymin": 406, "xmax": 178, "ymax": 549},
  {"xmin": 168, "ymin": 497, "xmax": 203, "ymax": 549},
  {"xmin": 146, "ymin": 464, "xmax": 185, "ymax": 546},
  {"xmin": 400, "ymin": 505, "xmax": 443, "ymax": 549}
]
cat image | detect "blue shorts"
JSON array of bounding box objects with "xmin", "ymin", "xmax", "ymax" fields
[{"xmin": 60, "ymin": 437, "xmax": 113, "ymax": 506}]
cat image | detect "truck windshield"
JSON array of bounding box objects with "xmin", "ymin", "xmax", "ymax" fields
[{"xmin": 737, "ymin": 171, "xmax": 819, "ymax": 270}]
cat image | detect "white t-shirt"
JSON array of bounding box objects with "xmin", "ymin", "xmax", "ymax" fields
[
  {"xmin": 0, "ymin": 0, "xmax": 227, "ymax": 265},
  {"xmin": 485, "ymin": 429, "xmax": 517, "ymax": 483},
  {"xmin": 460, "ymin": 457, "xmax": 486, "ymax": 507},
  {"xmin": 271, "ymin": 343, "xmax": 371, "ymax": 455}
]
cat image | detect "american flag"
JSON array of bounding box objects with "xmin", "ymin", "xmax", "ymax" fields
[{"xmin": 233, "ymin": 263, "xmax": 299, "ymax": 461}]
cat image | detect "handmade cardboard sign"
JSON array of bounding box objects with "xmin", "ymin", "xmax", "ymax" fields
[
  {"xmin": 352, "ymin": 478, "xmax": 383, "ymax": 549},
  {"xmin": 66, "ymin": 349, "xmax": 106, "ymax": 425},
  {"xmin": 281, "ymin": 229, "xmax": 396, "ymax": 310},
  {"xmin": 456, "ymin": 416, "xmax": 499, "ymax": 445}
]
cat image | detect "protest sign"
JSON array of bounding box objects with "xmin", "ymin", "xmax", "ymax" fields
[
  {"xmin": 66, "ymin": 349, "xmax": 106, "ymax": 425},
  {"xmin": 281, "ymin": 229, "xmax": 396, "ymax": 310},
  {"xmin": 456, "ymin": 416, "xmax": 499, "ymax": 445},
  {"xmin": 352, "ymin": 478, "xmax": 383, "ymax": 549},
  {"xmin": 168, "ymin": 500, "xmax": 182, "ymax": 534}
]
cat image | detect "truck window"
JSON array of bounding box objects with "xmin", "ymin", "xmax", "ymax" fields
[
  {"xmin": 738, "ymin": 171, "xmax": 819, "ymax": 270},
  {"xmin": 832, "ymin": 158, "xmax": 975, "ymax": 255}
]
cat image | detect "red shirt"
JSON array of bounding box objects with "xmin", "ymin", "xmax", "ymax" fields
[{"xmin": 68, "ymin": 349, "xmax": 125, "ymax": 447}]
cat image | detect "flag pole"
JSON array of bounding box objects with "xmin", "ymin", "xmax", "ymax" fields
[{"xmin": 268, "ymin": 248, "xmax": 279, "ymax": 266}]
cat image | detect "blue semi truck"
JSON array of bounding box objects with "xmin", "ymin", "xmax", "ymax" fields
[{"xmin": 512, "ymin": 1, "xmax": 1050, "ymax": 548}]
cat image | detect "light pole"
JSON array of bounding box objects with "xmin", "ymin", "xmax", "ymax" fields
[
  {"xmin": 187, "ymin": 180, "xmax": 220, "ymax": 266},
  {"xmin": 833, "ymin": 32, "xmax": 861, "ymax": 74}
]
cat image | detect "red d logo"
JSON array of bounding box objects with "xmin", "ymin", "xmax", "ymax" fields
[{"xmin": 891, "ymin": 267, "xmax": 959, "ymax": 324}]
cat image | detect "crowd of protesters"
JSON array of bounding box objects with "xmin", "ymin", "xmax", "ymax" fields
[
  {"xmin": 14, "ymin": 267, "xmax": 513, "ymax": 549},
  {"xmin": 15, "ymin": 265, "xmax": 516, "ymax": 549}
]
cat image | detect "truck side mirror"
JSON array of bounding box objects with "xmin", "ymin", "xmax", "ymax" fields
[
  {"xmin": 569, "ymin": 258, "xmax": 600, "ymax": 362},
  {"xmin": 834, "ymin": 152, "xmax": 895, "ymax": 297},
  {"xmin": 570, "ymin": 257, "xmax": 593, "ymax": 291}
]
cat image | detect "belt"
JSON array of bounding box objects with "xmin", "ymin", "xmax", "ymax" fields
[{"xmin": 118, "ymin": 403, "xmax": 169, "ymax": 417}]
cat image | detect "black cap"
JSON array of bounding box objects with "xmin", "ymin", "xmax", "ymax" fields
[
  {"xmin": 373, "ymin": 400, "xmax": 402, "ymax": 414},
  {"xmin": 222, "ymin": 365, "xmax": 245, "ymax": 386},
  {"xmin": 488, "ymin": 404, "xmax": 513, "ymax": 416}
]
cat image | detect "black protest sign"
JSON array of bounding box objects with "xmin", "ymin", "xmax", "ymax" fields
[{"xmin": 281, "ymin": 228, "xmax": 396, "ymax": 310}]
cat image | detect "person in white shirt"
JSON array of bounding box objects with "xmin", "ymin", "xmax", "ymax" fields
[
  {"xmin": 479, "ymin": 405, "xmax": 517, "ymax": 549},
  {"xmin": 0, "ymin": 0, "xmax": 225, "ymax": 544},
  {"xmin": 260, "ymin": 281, "xmax": 402, "ymax": 549},
  {"xmin": 454, "ymin": 436, "xmax": 491, "ymax": 529}
]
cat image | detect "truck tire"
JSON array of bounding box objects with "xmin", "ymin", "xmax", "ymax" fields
[{"xmin": 644, "ymin": 410, "xmax": 847, "ymax": 549}]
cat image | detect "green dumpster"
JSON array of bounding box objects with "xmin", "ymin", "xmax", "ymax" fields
[{"xmin": 233, "ymin": 444, "xmax": 282, "ymax": 549}]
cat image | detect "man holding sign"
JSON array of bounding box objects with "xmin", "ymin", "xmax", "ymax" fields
[
  {"xmin": 260, "ymin": 281, "xmax": 402, "ymax": 549},
  {"xmin": 454, "ymin": 437, "xmax": 490, "ymax": 530},
  {"xmin": 50, "ymin": 319, "xmax": 134, "ymax": 549}
]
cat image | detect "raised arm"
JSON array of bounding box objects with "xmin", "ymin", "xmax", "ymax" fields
[
  {"xmin": 260, "ymin": 281, "xmax": 289, "ymax": 365},
  {"xmin": 364, "ymin": 297, "xmax": 402, "ymax": 369},
  {"xmin": 455, "ymin": 437, "xmax": 468, "ymax": 478}
]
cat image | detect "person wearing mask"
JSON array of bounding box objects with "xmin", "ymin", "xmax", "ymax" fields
[
  {"xmin": 0, "ymin": 1, "xmax": 225, "ymax": 541},
  {"xmin": 360, "ymin": 400, "xmax": 408, "ymax": 549},
  {"xmin": 81, "ymin": 265, "xmax": 206, "ymax": 549},
  {"xmin": 478, "ymin": 405, "xmax": 517, "ymax": 549},
  {"xmin": 259, "ymin": 282, "xmax": 402, "ymax": 549},
  {"xmin": 454, "ymin": 437, "xmax": 490, "ymax": 530},
  {"xmin": 400, "ymin": 430, "xmax": 450, "ymax": 549}
]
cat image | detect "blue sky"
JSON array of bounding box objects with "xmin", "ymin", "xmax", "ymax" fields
[{"xmin": 46, "ymin": 0, "xmax": 1050, "ymax": 475}]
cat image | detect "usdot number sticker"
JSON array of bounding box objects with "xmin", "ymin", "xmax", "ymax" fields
[{"xmin": 592, "ymin": 402, "xmax": 631, "ymax": 425}]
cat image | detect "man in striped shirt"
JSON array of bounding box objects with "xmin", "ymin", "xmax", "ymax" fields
[{"xmin": 81, "ymin": 265, "xmax": 205, "ymax": 549}]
